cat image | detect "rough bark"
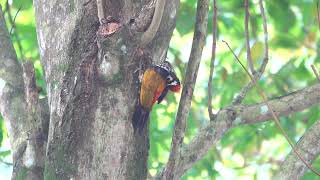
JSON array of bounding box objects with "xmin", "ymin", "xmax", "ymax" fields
[
  {"xmin": 32, "ymin": 0, "xmax": 179, "ymax": 179},
  {"xmin": 0, "ymin": 6, "xmax": 49, "ymax": 180}
]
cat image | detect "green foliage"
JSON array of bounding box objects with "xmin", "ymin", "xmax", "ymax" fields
[
  {"xmin": 150, "ymin": 0, "xmax": 320, "ymax": 179},
  {"xmin": 0, "ymin": 116, "xmax": 4, "ymax": 146},
  {"xmin": 0, "ymin": 0, "xmax": 320, "ymax": 179}
]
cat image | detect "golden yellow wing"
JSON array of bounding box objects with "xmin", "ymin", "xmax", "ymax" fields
[{"xmin": 140, "ymin": 69, "xmax": 166, "ymax": 109}]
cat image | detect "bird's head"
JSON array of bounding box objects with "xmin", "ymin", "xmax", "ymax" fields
[
  {"xmin": 166, "ymin": 73, "xmax": 181, "ymax": 92},
  {"xmin": 157, "ymin": 61, "xmax": 181, "ymax": 93}
]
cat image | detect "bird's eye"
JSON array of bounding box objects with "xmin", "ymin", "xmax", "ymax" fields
[{"xmin": 167, "ymin": 76, "xmax": 173, "ymax": 81}]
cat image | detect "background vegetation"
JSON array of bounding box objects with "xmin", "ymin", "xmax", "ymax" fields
[{"xmin": 0, "ymin": 0, "xmax": 319, "ymax": 179}]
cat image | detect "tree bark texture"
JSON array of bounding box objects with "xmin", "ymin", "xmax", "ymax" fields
[
  {"xmin": 32, "ymin": 0, "xmax": 179, "ymax": 179},
  {"xmin": 0, "ymin": 6, "xmax": 49, "ymax": 179}
]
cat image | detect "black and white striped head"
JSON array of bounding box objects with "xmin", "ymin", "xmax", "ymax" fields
[
  {"xmin": 157, "ymin": 61, "xmax": 181, "ymax": 92},
  {"xmin": 156, "ymin": 61, "xmax": 174, "ymax": 73}
]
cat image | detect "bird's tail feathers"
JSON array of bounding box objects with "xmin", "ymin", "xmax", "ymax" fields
[{"xmin": 132, "ymin": 104, "xmax": 150, "ymax": 134}]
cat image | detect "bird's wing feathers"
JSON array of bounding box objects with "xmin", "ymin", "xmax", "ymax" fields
[{"xmin": 157, "ymin": 87, "xmax": 169, "ymax": 104}]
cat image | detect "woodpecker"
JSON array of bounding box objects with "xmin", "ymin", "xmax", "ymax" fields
[{"xmin": 132, "ymin": 61, "xmax": 181, "ymax": 133}]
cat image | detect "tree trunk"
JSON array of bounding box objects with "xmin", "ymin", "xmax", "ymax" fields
[{"xmin": 32, "ymin": 0, "xmax": 178, "ymax": 179}]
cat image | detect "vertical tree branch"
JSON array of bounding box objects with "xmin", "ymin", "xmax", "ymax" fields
[
  {"xmin": 208, "ymin": 0, "xmax": 217, "ymax": 120},
  {"xmin": 0, "ymin": 5, "xmax": 49, "ymax": 179},
  {"xmin": 245, "ymin": 0, "xmax": 255, "ymax": 74},
  {"xmin": 157, "ymin": 0, "xmax": 210, "ymax": 179},
  {"xmin": 232, "ymin": 0, "xmax": 269, "ymax": 105},
  {"xmin": 0, "ymin": 4, "xmax": 25, "ymax": 145},
  {"xmin": 259, "ymin": 0, "xmax": 269, "ymax": 63},
  {"xmin": 21, "ymin": 61, "xmax": 48, "ymax": 179}
]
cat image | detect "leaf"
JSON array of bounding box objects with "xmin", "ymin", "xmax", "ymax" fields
[
  {"xmin": 0, "ymin": 150, "xmax": 11, "ymax": 157},
  {"xmin": 266, "ymin": 0, "xmax": 296, "ymax": 32}
]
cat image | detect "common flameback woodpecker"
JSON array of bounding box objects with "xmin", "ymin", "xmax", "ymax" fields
[{"xmin": 132, "ymin": 61, "xmax": 181, "ymax": 133}]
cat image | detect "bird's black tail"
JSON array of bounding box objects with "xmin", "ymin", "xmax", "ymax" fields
[{"xmin": 132, "ymin": 104, "xmax": 150, "ymax": 134}]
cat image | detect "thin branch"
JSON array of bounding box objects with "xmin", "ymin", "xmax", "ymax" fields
[
  {"xmin": 275, "ymin": 119, "xmax": 320, "ymax": 179},
  {"xmin": 157, "ymin": 0, "xmax": 210, "ymax": 179},
  {"xmin": 311, "ymin": 64, "xmax": 320, "ymax": 82},
  {"xmin": 259, "ymin": 0, "xmax": 269, "ymax": 63},
  {"xmin": 208, "ymin": 0, "xmax": 217, "ymax": 120},
  {"xmin": 9, "ymin": 6, "xmax": 21, "ymax": 35},
  {"xmin": 5, "ymin": 2, "xmax": 24, "ymax": 59},
  {"xmin": 140, "ymin": 0, "xmax": 167, "ymax": 46},
  {"xmin": 222, "ymin": 40, "xmax": 251, "ymax": 76},
  {"xmin": 0, "ymin": 158, "xmax": 13, "ymax": 166},
  {"xmin": 245, "ymin": 0, "xmax": 255, "ymax": 74},
  {"xmin": 223, "ymin": 40, "xmax": 320, "ymax": 176},
  {"xmin": 232, "ymin": 0, "xmax": 268, "ymax": 105}
]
